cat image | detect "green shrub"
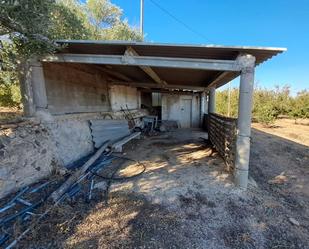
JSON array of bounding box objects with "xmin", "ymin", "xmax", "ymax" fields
[
  {"xmin": 0, "ymin": 42, "xmax": 21, "ymax": 107},
  {"xmin": 216, "ymin": 85, "xmax": 308, "ymax": 125}
]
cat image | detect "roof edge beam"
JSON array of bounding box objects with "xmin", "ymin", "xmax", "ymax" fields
[
  {"xmin": 125, "ymin": 47, "xmax": 167, "ymax": 86},
  {"xmin": 42, "ymin": 54, "xmax": 241, "ymax": 72}
]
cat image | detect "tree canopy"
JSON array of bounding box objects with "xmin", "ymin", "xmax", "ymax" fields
[
  {"xmin": 0, "ymin": 0, "xmax": 142, "ymax": 57},
  {"xmin": 216, "ymin": 85, "xmax": 309, "ymax": 125},
  {"xmin": 0, "ymin": 0, "xmax": 142, "ymax": 107}
]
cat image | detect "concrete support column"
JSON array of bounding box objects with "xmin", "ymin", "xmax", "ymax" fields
[
  {"xmin": 234, "ymin": 54, "xmax": 256, "ymax": 188},
  {"xmin": 19, "ymin": 60, "xmax": 35, "ymax": 117},
  {"xmin": 200, "ymin": 91, "xmax": 206, "ymax": 126},
  {"xmin": 19, "ymin": 59, "xmax": 48, "ymax": 117},
  {"xmin": 208, "ymin": 87, "xmax": 216, "ymax": 113},
  {"xmin": 30, "ymin": 59, "xmax": 48, "ymax": 110}
]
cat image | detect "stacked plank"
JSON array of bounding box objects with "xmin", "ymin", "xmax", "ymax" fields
[
  {"xmin": 208, "ymin": 113, "xmax": 237, "ymax": 171},
  {"xmin": 89, "ymin": 120, "xmax": 130, "ymax": 148}
]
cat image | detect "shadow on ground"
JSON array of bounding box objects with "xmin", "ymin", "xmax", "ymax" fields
[{"xmin": 17, "ymin": 129, "xmax": 309, "ymax": 249}]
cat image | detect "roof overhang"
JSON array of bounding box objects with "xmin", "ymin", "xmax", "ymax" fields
[{"xmin": 42, "ymin": 40, "xmax": 286, "ymax": 92}]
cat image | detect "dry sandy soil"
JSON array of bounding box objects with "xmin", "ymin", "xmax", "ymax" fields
[
  {"xmin": 15, "ymin": 121, "xmax": 309, "ymax": 249},
  {"xmin": 252, "ymin": 118, "xmax": 309, "ymax": 146}
]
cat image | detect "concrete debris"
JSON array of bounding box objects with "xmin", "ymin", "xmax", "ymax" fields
[{"xmin": 289, "ymin": 217, "xmax": 300, "ymax": 226}]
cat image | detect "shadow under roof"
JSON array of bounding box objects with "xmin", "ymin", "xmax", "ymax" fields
[{"xmin": 54, "ymin": 40, "xmax": 286, "ymax": 90}]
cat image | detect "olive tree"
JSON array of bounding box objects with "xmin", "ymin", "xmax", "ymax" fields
[{"xmin": 0, "ymin": 0, "xmax": 142, "ymax": 107}]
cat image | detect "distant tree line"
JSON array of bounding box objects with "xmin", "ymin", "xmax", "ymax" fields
[
  {"xmin": 216, "ymin": 85, "xmax": 309, "ymax": 125},
  {"xmin": 0, "ymin": 0, "xmax": 142, "ymax": 108}
]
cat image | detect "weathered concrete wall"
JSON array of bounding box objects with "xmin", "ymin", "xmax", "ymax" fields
[
  {"xmin": 43, "ymin": 63, "xmax": 141, "ymax": 115},
  {"xmin": 0, "ymin": 109, "xmax": 148, "ymax": 198},
  {"xmin": 161, "ymin": 93, "xmax": 200, "ymax": 128},
  {"xmin": 45, "ymin": 115, "xmax": 94, "ymax": 166},
  {"xmin": 109, "ymin": 85, "xmax": 141, "ymax": 111},
  {"xmin": 0, "ymin": 121, "xmax": 58, "ymax": 198},
  {"xmin": 43, "ymin": 63, "xmax": 110, "ymax": 114},
  {"xmin": 36, "ymin": 109, "xmax": 147, "ymax": 166}
]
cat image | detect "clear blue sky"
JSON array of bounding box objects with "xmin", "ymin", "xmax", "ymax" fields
[{"xmin": 112, "ymin": 0, "xmax": 308, "ymax": 94}]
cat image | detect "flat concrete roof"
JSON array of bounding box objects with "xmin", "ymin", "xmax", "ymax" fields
[{"xmin": 52, "ymin": 40, "xmax": 286, "ymax": 90}]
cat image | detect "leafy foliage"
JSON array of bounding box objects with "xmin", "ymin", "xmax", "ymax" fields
[
  {"xmin": 0, "ymin": 41, "xmax": 21, "ymax": 107},
  {"xmin": 290, "ymin": 90, "xmax": 309, "ymax": 120},
  {"xmin": 0, "ymin": 0, "xmax": 58, "ymax": 57},
  {"xmin": 0, "ymin": 0, "xmax": 142, "ymax": 107},
  {"xmin": 49, "ymin": 0, "xmax": 92, "ymax": 40},
  {"xmin": 216, "ymin": 85, "xmax": 309, "ymax": 125},
  {"xmin": 216, "ymin": 88, "xmax": 239, "ymax": 118}
]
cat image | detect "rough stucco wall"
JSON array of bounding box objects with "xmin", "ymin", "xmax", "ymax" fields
[
  {"xmin": 43, "ymin": 63, "xmax": 110, "ymax": 114},
  {"xmin": 109, "ymin": 85, "xmax": 141, "ymax": 111},
  {"xmin": 0, "ymin": 122, "xmax": 58, "ymax": 198},
  {"xmin": 0, "ymin": 109, "xmax": 148, "ymax": 199},
  {"xmin": 46, "ymin": 119, "xmax": 93, "ymax": 166},
  {"xmin": 161, "ymin": 93, "xmax": 200, "ymax": 128},
  {"xmin": 162, "ymin": 94, "xmax": 180, "ymax": 121}
]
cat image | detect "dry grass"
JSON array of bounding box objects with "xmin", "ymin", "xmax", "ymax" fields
[{"xmin": 252, "ymin": 118, "xmax": 309, "ymax": 146}]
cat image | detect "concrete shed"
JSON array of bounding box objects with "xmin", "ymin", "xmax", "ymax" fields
[{"xmin": 17, "ymin": 40, "xmax": 285, "ymax": 192}]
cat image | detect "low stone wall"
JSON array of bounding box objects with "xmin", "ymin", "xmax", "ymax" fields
[
  {"xmin": 0, "ymin": 121, "xmax": 57, "ymax": 198},
  {"xmin": 0, "ymin": 109, "xmax": 148, "ymax": 198},
  {"xmin": 208, "ymin": 113, "xmax": 237, "ymax": 171}
]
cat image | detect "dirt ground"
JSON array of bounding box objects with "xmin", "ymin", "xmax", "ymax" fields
[
  {"xmin": 0, "ymin": 107, "xmax": 22, "ymax": 125},
  {"xmin": 17, "ymin": 123, "xmax": 309, "ymax": 249},
  {"xmin": 252, "ymin": 118, "xmax": 309, "ymax": 146}
]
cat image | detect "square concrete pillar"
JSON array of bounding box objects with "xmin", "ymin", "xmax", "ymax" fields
[{"xmin": 19, "ymin": 59, "xmax": 48, "ymax": 117}]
